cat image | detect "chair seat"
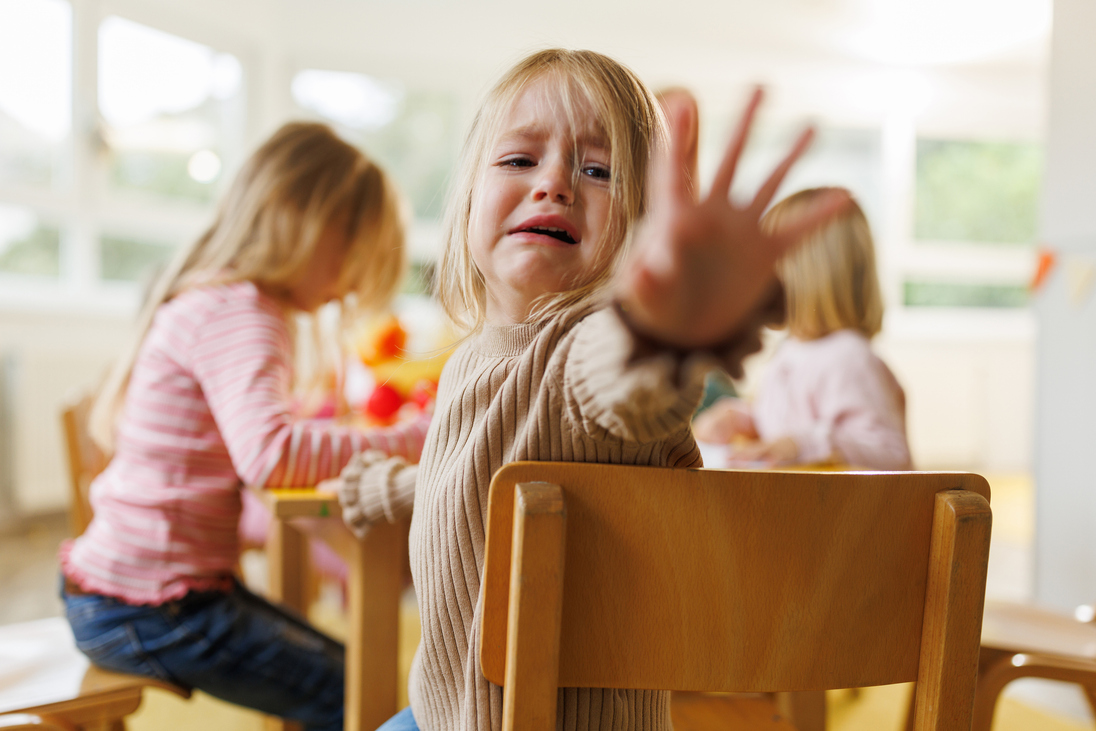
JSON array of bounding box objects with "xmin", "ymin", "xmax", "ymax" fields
[
  {"xmin": 981, "ymin": 600, "xmax": 1096, "ymax": 661},
  {"xmin": 671, "ymin": 693, "xmax": 796, "ymax": 731},
  {"xmin": 0, "ymin": 617, "xmax": 188, "ymax": 727}
]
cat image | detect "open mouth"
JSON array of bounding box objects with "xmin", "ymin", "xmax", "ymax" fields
[{"xmin": 515, "ymin": 226, "xmax": 578, "ymax": 244}]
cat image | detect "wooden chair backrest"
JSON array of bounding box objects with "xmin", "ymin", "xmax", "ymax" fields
[
  {"xmin": 60, "ymin": 394, "xmax": 109, "ymax": 537},
  {"xmin": 481, "ymin": 463, "xmax": 992, "ymax": 731}
]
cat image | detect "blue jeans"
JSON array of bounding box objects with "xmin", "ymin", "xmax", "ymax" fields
[
  {"xmin": 61, "ymin": 576, "xmax": 344, "ymax": 731},
  {"xmin": 377, "ymin": 707, "xmax": 419, "ymax": 731}
]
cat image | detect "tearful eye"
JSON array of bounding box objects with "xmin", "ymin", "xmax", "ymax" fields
[
  {"xmin": 582, "ymin": 164, "xmax": 611, "ymax": 181},
  {"xmin": 499, "ymin": 156, "xmax": 535, "ymax": 169}
]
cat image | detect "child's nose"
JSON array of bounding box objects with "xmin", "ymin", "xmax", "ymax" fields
[{"xmin": 532, "ymin": 162, "xmax": 574, "ymax": 205}]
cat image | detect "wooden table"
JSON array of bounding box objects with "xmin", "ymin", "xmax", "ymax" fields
[{"xmin": 250, "ymin": 486, "xmax": 410, "ymax": 731}]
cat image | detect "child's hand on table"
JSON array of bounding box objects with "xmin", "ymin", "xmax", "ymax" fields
[
  {"xmin": 693, "ymin": 397, "xmax": 757, "ymax": 444},
  {"xmin": 616, "ymin": 88, "xmax": 849, "ymax": 349},
  {"xmin": 727, "ymin": 436, "xmax": 799, "ymax": 467},
  {"xmin": 316, "ymin": 478, "xmax": 341, "ymax": 493}
]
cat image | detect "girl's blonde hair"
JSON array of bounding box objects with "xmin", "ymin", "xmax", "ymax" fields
[
  {"xmin": 90, "ymin": 121, "xmax": 407, "ymax": 450},
  {"xmin": 435, "ymin": 49, "xmax": 665, "ymax": 333},
  {"xmin": 763, "ymin": 187, "xmax": 884, "ymax": 340}
]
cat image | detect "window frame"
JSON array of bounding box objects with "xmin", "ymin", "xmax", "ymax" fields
[{"xmin": 0, "ymin": 0, "xmax": 255, "ymax": 314}]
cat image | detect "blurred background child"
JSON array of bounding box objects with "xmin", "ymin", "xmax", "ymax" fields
[
  {"xmin": 59, "ymin": 121, "xmax": 429, "ymax": 731},
  {"xmin": 694, "ymin": 187, "xmax": 912, "ymax": 470}
]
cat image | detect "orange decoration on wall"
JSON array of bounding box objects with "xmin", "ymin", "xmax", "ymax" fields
[{"xmin": 1029, "ymin": 247, "xmax": 1057, "ymax": 293}]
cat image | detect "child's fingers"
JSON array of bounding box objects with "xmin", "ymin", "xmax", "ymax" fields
[
  {"xmin": 654, "ymin": 92, "xmax": 699, "ymax": 205},
  {"xmin": 769, "ymin": 188, "xmax": 852, "ymax": 256},
  {"xmin": 748, "ymin": 126, "xmax": 815, "ymax": 216},
  {"xmin": 709, "ymin": 87, "xmax": 764, "ymax": 201}
]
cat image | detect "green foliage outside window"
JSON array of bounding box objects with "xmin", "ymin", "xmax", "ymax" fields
[
  {"xmin": 402, "ymin": 260, "xmax": 435, "ymax": 297},
  {"xmin": 355, "ymin": 91, "xmax": 459, "ymax": 222},
  {"xmin": 903, "ymin": 281, "xmax": 1029, "ymax": 308},
  {"xmin": 109, "ymin": 148, "xmax": 216, "ymax": 203},
  {"xmin": 100, "ymin": 235, "xmax": 175, "ymax": 282},
  {"xmin": 915, "ymin": 140, "xmax": 1042, "ymax": 245},
  {"xmin": 0, "ymin": 224, "xmax": 61, "ymax": 277}
]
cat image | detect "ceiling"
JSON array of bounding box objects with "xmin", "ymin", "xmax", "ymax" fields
[{"xmin": 123, "ymin": 0, "xmax": 1052, "ymax": 136}]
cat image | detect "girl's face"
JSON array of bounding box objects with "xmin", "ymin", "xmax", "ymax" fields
[{"xmin": 468, "ymin": 78, "xmax": 614, "ymax": 324}]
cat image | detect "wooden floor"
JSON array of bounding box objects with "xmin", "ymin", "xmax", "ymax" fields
[
  {"xmin": 123, "ymin": 649, "xmax": 1094, "ymax": 731},
  {"xmin": 3, "ymin": 474, "xmax": 1092, "ymax": 731}
]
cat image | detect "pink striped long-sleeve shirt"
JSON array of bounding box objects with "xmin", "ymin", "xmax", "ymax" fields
[{"xmin": 61, "ymin": 281, "xmax": 429, "ymax": 605}]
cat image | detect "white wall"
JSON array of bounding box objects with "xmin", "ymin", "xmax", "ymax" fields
[
  {"xmin": 881, "ymin": 315, "xmax": 1035, "ymax": 472},
  {"xmin": 1033, "ymin": 0, "xmax": 1096, "ymax": 611},
  {"xmin": 0, "ymin": 311, "xmax": 130, "ymax": 514}
]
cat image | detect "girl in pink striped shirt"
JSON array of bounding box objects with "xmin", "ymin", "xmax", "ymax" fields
[
  {"xmin": 693, "ymin": 188, "xmax": 912, "ymax": 470},
  {"xmin": 60, "ymin": 122, "xmax": 429, "ymax": 731}
]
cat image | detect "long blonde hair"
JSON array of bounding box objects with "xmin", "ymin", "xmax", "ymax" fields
[
  {"xmin": 90, "ymin": 122, "xmax": 407, "ymax": 449},
  {"xmin": 763, "ymin": 187, "xmax": 883, "ymax": 340},
  {"xmin": 435, "ymin": 49, "xmax": 664, "ymax": 334}
]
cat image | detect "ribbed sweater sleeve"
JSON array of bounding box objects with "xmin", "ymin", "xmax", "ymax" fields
[
  {"xmin": 338, "ymin": 454, "xmax": 420, "ymax": 538},
  {"xmin": 567, "ymin": 308, "xmax": 707, "ymax": 443}
]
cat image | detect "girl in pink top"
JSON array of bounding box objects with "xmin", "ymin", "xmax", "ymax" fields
[
  {"xmin": 694, "ymin": 188, "xmax": 912, "ymax": 470},
  {"xmin": 59, "ymin": 122, "xmax": 429, "ymax": 731}
]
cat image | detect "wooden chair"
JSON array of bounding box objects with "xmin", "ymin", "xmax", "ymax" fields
[
  {"xmin": 59, "ymin": 394, "xmax": 108, "ymax": 538},
  {"xmin": 968, "ymin": 600, "xmax": 1096, "ymax": 730},
  {"xmin": 0, "ymin": 617, "xmax": 190, "ymax": 731},
  {"xmin": 480, "ymin": 462, "xmax": 992, "ymax": 731},
  {"xmin": 48, "ymin": 398, "xmax": 192, "ymax": 727}
]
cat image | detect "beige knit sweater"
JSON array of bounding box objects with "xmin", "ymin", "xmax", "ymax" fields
[{"xmin": 341, "ymin": 304, "xmax": 762, "ymax": 731}]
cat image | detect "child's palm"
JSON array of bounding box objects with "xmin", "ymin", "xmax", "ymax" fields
[{"xmin": 619, "ymin": 90, "xmax": 849, "ymax": 348}]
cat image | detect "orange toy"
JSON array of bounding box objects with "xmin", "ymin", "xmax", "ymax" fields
[{"xmin": 352, "ymin": 313, "xmax": 450, "ymax": 425}]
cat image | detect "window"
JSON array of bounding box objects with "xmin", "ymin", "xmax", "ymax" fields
[
  {"xmin": 291, "ymin": 69, "xmax": 460, "ymax": 221},
  {"xmin": 0, "ymin": 0, "xmax": 71, "ymax": 189},
  {"xmin": 0, "ymin": 10, "xmax": 246, "ymax": 308},
  {"xmin": 98, "ymin": 16, "xmax": 244, "ymax": 203},
  {"xmin": 903, "ymin": 281, "xmax": 1028, "ymax": 308},
  {"xmin": 701, "ymin": 121, "xmax": 883, "ymax": 226},
  {"xmin": 906, "ymin": 138, "xmax": 1041, "ymax": 308},
  {"xmin": 99, "ymin": 233, "xmax": 176, "ymax": 283},
  {"xmin": 915, "ymin": 139, "xmax": 1041, "ymax": 246},
  {"xmin": 0, "ymin": 205, "xmax": 61, "ymax": 278}
]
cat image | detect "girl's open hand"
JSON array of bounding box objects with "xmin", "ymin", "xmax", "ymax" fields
[{"xmin": 616, "ymin": 88, "xmax": 850, "ymax": 349}]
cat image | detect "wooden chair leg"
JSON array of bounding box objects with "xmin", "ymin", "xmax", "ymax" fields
[
  {"xmin": 971, "ymin": 651, "xmax": 1022, "ymax": 731},
  {"xmin": 1081, "ymin": 684, "xmax": 1096, "ymax": 721}
]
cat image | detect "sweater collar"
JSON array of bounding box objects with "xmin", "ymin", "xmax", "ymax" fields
[{"xmin": 471, "ymin": 319, "xmax": 548, "ymax": 358}]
